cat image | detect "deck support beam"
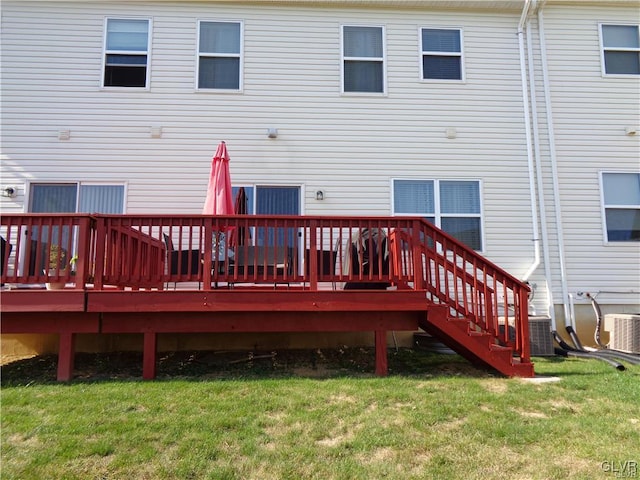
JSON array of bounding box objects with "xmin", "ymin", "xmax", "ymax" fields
[
  {"xmin": 57, "ymin": 333, "xmax": 76, "ymax": 382},
  {"xmin": 374, "ymin": 330, "xmax": 388, "ymax": 376},
  {"xmin": 143, "ymin": 332, "xmax": 157, "ymax": 380}
]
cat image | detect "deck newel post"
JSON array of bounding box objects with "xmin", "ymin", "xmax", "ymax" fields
[
  {"xmin": 143, "ymin": 332, "xmax": 157, "ymax": 380},
  {"xmin": 57, "ymin": 332, "xmax": 76, "ymax": 382},
  {"xmin": 411, "ymin": 220, "xmax": 424, "ymax": 290},
  {"xmin": 374, "ymin": 330, "xmax": 388, "ymax": 376}
]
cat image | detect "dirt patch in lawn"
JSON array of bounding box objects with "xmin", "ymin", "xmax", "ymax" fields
[{"xmin": 1, "ymin": 347, "xmax": 492, "ymax": 384}]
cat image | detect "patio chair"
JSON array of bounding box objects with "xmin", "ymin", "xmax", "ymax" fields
[
  {"xmin": 163, "ymin": 234, "xmax": 202, "ymax": 289},
  {"xmin": 231, "ymin": 246, "xmax": 292, "ymax": 288},
  {"xmin": 1, "ymin": 236, "xmax": 12, "ymax": 285},
  {"xmin": 343, "ymin": 228, "xmax": 390, "ymax": 290},
  {"xmin": 305, "ymin": 248, "xmax": 339, "ymax": 290}
]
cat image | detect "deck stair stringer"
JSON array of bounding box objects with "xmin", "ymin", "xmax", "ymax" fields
[{"xmin": 420, "ymin": 305, "xmax": 534, "ymax": 377}]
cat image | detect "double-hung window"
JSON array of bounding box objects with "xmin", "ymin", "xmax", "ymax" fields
[
  {"xmin": 198, "ymin": 21, "xmax": 242, "ymax": 90},
  {"xmin": 342, "ymin": 25, "xmax": 385, "ymax": 93},
  {"xmin": 601, "ymin": 172, "xmax": 640, "ymax": 242},
  {"xmin": 421, "ymin": 28, "xmax": 463, "ymax": 80},
  {"xmin": 103, "ymin": 18, "xmax": 151, "ymax": 88},
  {"xmin": 394, "ymin": 179, "xmax": 483, "ymax": 250},
  {"xmin": 600, "ymin": 24, "xmax": 640, "ymax": 75}
]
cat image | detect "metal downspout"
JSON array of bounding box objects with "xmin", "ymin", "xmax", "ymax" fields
[
  {"xmin": 518, "ymin": 0, "xmax": 541, "ymax": 286},
  {"xmin": 525, "ymin": 18, "xmax": 555, "ymax": 325},
  {"xmin": 538, "ymin": 7, "xmax": 571, "ymax": 330}
]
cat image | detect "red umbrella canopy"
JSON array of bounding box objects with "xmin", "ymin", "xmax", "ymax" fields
[{"xmin": 203, "ymin": 141, "xmax": 234, "ymax": 216}]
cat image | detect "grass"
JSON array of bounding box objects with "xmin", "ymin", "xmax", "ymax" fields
[{"xmin": 1, "ymin": 348, "xmax": 639, "ymax": 480}]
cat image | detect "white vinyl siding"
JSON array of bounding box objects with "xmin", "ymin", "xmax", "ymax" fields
[
  {"xmin": 0, "ymin": 2, "xmax": 532, "ymax": 276},
  {"xmin": 5, "ymin": 0, "xmax": 637, "ymax": 311},
  {"xmin": 102, "ymin": 18, "xmax": 151, "ymax": 88},
  {"xmin": 534, "ymin": 6, "xmax": 640, "ymax": 302}
]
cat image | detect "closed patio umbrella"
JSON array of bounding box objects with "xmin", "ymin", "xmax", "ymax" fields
[
  {"xmin": 203, "ymin": 141, "xmax": 235, "ymax": 261},
  {"xmin": 203, "ymin": 141, "xmax": 234, "ymax": 218}
]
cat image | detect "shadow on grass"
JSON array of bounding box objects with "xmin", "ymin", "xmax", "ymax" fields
[
  {"xmin": 531, "ymin": 355, "xmax": 640, "ymax": 377},
  {"xmin": 1, "ymin": 348, "xmax": 497, "ymax": 386}
]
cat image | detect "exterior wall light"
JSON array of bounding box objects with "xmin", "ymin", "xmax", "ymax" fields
[
  {"xmin": 267, "ymin": 128, "xmax": 278, "ymax": 138},
  {"xmin": 316, "ymin": 190, "xmax": 324, "ymax": 201}
]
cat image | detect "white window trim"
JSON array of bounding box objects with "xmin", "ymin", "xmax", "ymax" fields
[
  {"xmin": 599, "ymin": 171, "xmax": 640, "ymax": 244},
  {"xmin": 598, "ymin": 23, "xmax": 640, "ymax": 77},
  {"xmin": 341, "ymin": 24, "xmax": 387, "ymax": 96},
  {"xmin": 419, "ymin": 26, "xmax": 466, "ymax": 83},
  {"xmin": 391, "ymin": 178, "xmax": 485, "ymax": 252},
  {"xmin": 196, "ymin": 19, "xmax": 244, "ymax": 93},
  {"xmin": 101, "ymin": 17, "xmax": 152, "ymax": 90}
]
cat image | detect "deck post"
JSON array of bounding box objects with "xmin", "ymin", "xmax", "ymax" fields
[
  {"xmin": 374, "ymin": 330, "xmax": 388, "ymax": 376},
  {"xmin": 57, "ymin": 332, "xmax": 76, "ymax": 382},
  {"xmin": 143, "ymin": 332, "xmax": 157, "ymax": 380}
]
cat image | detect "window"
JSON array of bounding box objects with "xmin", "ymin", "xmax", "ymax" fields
[
  {"xmin": 28, "ymin": 184, "xmax": 125, "ymax": 267},
  {"xmin": 421, "ymin": 28, "xmax": 463, "ymax": 80},
  {"xmin": 600, "ymin": 24, "xmax": 640, "ymax": 75},
  {"xmin": 198, "ymin": 21, "xmax": 242, "ymax": 90},
  {"xmin": 103, "ymin": 18, "xmax": 150, "ymax": 88},
  {"xmin": 394, "ymin": 179, "xmax": 482, "ymax": 250},
  {"xmin": 30, "ymin": 183, "xmax": 125, "ymax": 214},
  {"xmin": 601, "ymin": 173, "xmax": 640, "ymax": 242},
  {"xmin": 231, "ymin": 186, "xmax": 300, "ymax": 246},
  {"xmin": 342, "ymin": 26, "xmax": 385, "ymax": 93}
]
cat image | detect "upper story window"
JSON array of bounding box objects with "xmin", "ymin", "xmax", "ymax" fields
[
  {"xmin": 342, "ymin": 25, "xmax": 385, "ymax": 94},
  {"xmin": 103, "ymin": 18, "xmax": 150, "ymax": 88},
  {"xmin": 393, "ymin": 179, "xmax": 483, "ymax": 251},
  {"xmin": 601, "ymin": 172, "xmax": 640, "ymax": 242},
  {"xmin": 600, "ymin": 24, "xmax": 640, "ymax": 75},
  {"xmin": 198, "ymin": 21, "xmax": 242, "ymax": 90},
  {"xmin": 421, "ymin": 28, "xmax": 463, "ymax": 80}
]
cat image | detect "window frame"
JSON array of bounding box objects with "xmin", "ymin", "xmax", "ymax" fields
[
  {"xmin": 599, "ymin": 23, "xmax": 640, "ymax": 76},
  {"xmin": 101, "ymin": 17, "xmax": 152, "ymax": 89},
  {"xmin": 341, "ymin": 24, "xmax": 387, "ymax": 95},
  {"xmin": 419, "ymin": 27, "xmax": 465, "ymax": 82},
  {"xmin": 196, "ymin": 19, "xmax": 244, "ymax": 92},
  {"xmin": 28, "ymin": 182, "xmax": 127, "ymax": 214},
  {"xmin": 392, "ymin": 178, "xmax": 484, "ymax": 252},
  {"xmin": 599, "ymin": 171, "xmax": 640, "ymax": 244}
]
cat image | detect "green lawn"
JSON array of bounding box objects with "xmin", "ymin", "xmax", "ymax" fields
[{"xmin": 1, "ymin": 350, "xmax": 639, "ymax": 480}]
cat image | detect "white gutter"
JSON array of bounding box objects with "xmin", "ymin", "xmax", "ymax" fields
[
  {"xmin": 538, "ymin": 7, "xmax": 571, "ymax": 329},
  {"xmin": 518, "ymin": 0, "xmax": 541, "ymax": 284}
]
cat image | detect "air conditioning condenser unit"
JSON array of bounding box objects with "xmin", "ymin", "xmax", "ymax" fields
[{"xmin": 604, "ymin": 313, "xmax": 640, "ymax": 354}]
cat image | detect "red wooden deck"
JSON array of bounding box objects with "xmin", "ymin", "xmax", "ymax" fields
[{"xmin": 1, "ymin": 214, "xmax": 534, "ymax": 380}]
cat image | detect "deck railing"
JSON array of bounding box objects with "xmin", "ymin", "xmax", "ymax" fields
[{"xmin": 1, "ymin": 213, "xmax": 529, "ymax": 361}]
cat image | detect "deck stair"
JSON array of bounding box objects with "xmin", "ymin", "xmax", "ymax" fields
[{"xmin": 420, "ymin": 305, "xmax": 534, "ymax": 377}]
